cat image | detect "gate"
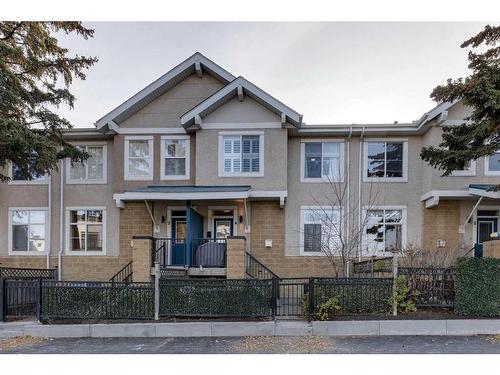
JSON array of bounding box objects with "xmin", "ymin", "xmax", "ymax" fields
[
  {"xmin": 274, "ymin": 278, "xmax": 309, "ymax": 317},
  {"xmin": 1, "ymin": 279, "xmax": 40, "ymax": 320}
]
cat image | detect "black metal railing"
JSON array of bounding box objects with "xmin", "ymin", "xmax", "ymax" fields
[
  {"xmin": 399, "ymin": 267, "xmax": 456, "ymax": 307},
  {"xmin": 352, "ymin": 256, "xmax": 393, "ymax": 276},
  {"xmin": 191, "ymin": 238, "xmax": 227, "ymax": 268},
  {"xmin": 152, "ymin": 238, "xmax": 186, "ymax": 267},
  {"xmin": 109, "ymin": 261, "xmax": 133, "ymax": 284},
  {"xmin": 40, "ymin": 280, "xmax": 154, "ymax": 321},
  {"xmin": 245, "ymin": 252, "xmax": 279, "ymax": 279},
  {"xmin": 2, "ymin": 279, "xmax": 41, "ymax": 319},
  {"xmin": 274, "ymin": 278, "xmax": 309, "ymax": 317},
  {"xmin": 159, "ymin": 278, "xmax": 273, "ymax": 318},
  {"xmin": 0, "ymin": 266, "xmax": 57, "ymax": 280}
]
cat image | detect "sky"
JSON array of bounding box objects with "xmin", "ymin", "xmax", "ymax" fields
[{"xmin": 57, "ymin": 22, "xmax": 488, "ymax": 128}]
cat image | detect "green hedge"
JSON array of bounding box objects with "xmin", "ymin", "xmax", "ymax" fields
[{"xmin": 455, "ymin": 257, "xmax": 500, "ymax": 317}]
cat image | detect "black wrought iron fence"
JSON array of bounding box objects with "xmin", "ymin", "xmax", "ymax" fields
[
  {"xmin": 159, "ymin": 278, "xmax": 273, "ymax": 318},
  {"xmin": 310, "ymin": 277, "xmax": 393, "ymax": 316},
  {"xmin": 352, "ymin": 256, "xmax": 393, "ymax": 276},
  {"xmin": 399, "ymin": 267, "xmax": 455, "ymax": 307},
  {"xmin": 40, "ymin": 280, "xmax": 154, "ymax": 321},
  {"xmin": 0, "ymin": 266, "xmax": 57, "ymax": 280},
  {"xmin": 3, "ymin": 279, "xmax": 40, "ymax": 319},
  {"xmin": 275, "ymin": 278, "xmax": 309, "ymax": 317}
]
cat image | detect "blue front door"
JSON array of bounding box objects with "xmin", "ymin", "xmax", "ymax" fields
[{"xmin": 171, "ymin": 217, "xmax": 186, "ymax": 265}]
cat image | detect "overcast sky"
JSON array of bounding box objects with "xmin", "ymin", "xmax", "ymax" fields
[{"xmin": 57, "ymin": 22, "xmax": 488, "ymax": 127}]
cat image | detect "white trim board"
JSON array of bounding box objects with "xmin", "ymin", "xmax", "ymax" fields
[{"xmin": 160, "ymin": 135, "xmax": 190, "ymax": 181}]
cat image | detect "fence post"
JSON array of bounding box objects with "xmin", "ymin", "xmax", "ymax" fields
[
  {"xmin": 308, "ymin": 277, "xmax": 315, "ymax": 322},
  {"xmin": 0, "ymin": 278, "xmax": 5, "ymax": 322},
  {"xmin": 392, "ymin": 253, "xmax": 399, "ymax": 316},
  {"xmin": 271, "ymin": 278, "xmax": 278, "ymax": 319},
  {"xmin": 154, "ymin": 262, "xmax": 160, "ymax": 321}
]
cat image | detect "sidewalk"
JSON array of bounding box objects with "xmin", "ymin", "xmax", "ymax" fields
[{"xmin": 2, "ymin": 319, "xmax": 500, "ymax": 338}]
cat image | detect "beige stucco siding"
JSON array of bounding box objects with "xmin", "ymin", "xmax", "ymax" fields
[
  {"xmin": 195, "ymin": 128, "xmax": 288, "ymax": 190},
  {"xmin": 120, "ymin": 74, "xmax": 225, "ymax": 129},
  {"xmin": 204, "ymin": 96, "xmax": 281, "ymax": 123}
]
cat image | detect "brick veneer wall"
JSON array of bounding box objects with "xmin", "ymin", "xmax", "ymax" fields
[
  {"xmin": 0, "ymin": 202, "xmax": 152, "ymax": 282},
  {"xmin": 250, "ymin": 201, "xmax": 337, "ymax": 278},
  {"xmin": 421, "ymin": 200, "xmax": 461, "ymax": 252}
]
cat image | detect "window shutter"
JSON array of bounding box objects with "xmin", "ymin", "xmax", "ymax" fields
[{"xmin": 223, "ymin": 136, "xmax": 241, "ymax": 173}]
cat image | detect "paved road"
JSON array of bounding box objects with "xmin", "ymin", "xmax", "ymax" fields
[{"xmin": 1, "ymin": 335, "xmax": 500, "ymax": 354}]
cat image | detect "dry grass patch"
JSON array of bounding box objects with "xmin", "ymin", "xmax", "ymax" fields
[
  {"xmin": 231, "ymin": 336, "xmax": 334, "ymax": 353},
  {"xmin": 0, "ymin": 336, "xmax": 47, "ymax": 352}
]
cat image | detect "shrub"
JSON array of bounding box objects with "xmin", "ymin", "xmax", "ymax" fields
[
  {"xmin": 455, "ymin": 257, "xmax": 500, "ymax": 317},
  {"xmin": 316, "ymin": 296, "xmax": 341, "ymax": 320},
  {"xmin": 387, "ymin": 275, "xmax": 420, "ymax": 314}
]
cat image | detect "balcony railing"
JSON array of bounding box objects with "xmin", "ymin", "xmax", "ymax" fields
[{"xmin": 152, "ymin": 238, "xmax": 227, "ymax": 268}]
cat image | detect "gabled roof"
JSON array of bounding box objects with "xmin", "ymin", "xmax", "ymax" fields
[
  {"xmin": 95, "ymin": 52, "xmax": 236, "ymax": 132},
  {"xmin": 414, "ymin": 100, "xmax": 460, "ymax": 127},
  {"xmin": 180, "ymin": 76, "xmax": 303, "ymax": 129}
]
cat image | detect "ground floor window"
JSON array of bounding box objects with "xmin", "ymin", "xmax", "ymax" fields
[
  {"xmin": 300, "ymin": 207, "xmax": 341, "ymax": 255},
  {"xmin": 67, "ymin": 208, "xmax": 105, "ymax": 253},
  {"xmin": 9, "ymin": 209, "xmax": 47, "ymax": 253},
  {"xmin": 365, "ymin": 209, "xmax": 404, "ymax": 254}
]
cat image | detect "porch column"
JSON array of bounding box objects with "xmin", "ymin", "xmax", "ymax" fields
[
  {"xmin": 226, "ymin": 236, "xmax": 246, "ymax": 279},
  {"xmin": 132, "ymin": 236, "xmax": 153, "ymax": 282},
  {"xmin": 185, "ymin": 200, "xmax": 192, "ymax": 268}
]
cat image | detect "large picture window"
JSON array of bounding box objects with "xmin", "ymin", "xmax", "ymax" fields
[
  {"xmin": 67, "ymin": 144, "xmax": 107, "ymax": 183},
  {"xmin": 161, "ymin": 136, "xmax": 190, "ymax": 180},
  {"xmin": 219, "ymin": 133, "xmax": 263, "ymax": 177},
  {"xmin": 124, "ymin": 137, "xmax": 153, "ymax": 180},
  {"xmin": 301, "ymin": 141, "xmax": 343, "ymax": 182},
  {"xmin": 365, "ymin": 208, "xmax": 405, "ymax": 254},
  {"xmin": 9, "ymin": 209, "xmax": 47, "ymax": 253},
  {"xmin": 365, "ymin": 141, "xmax": 407, "ymax": 182},
  {"xmin": 300, "ymin": 207, "xmax": 341, "ymax": 255},
  {"xmin": 67, "ymin": 208, "xmax": 105, "ymax": 253}
]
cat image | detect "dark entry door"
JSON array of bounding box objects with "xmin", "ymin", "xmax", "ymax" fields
[
  {"xmin": 475, "ymin": 219, "xmax": 498, "ymax": 257},
  {"xmin": 171, "ymin": 217, "xmax": 186, "ymax": 265},
  {"xmin": 214, "ymin": 218, "xmax": 233, "ymax": 239}
]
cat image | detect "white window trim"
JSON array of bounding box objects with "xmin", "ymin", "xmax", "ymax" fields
[
  {"xmin": 218, "ymin": 131, "xmax": 264, "ymax": 178},
  {"xmin": 160, "ymin": 135, "xmax": 190, "ymax": 180},
  {"xmin": 450, "ymin": 160, "xmax": 476, "ymax": 177},
  {"xmin": 300, "ymin": 139, "xmax": 345, "ymax": 183},
  {"xmin": 66, "ymin": 142, "xmax": 108, "ymax": 185},
  {"xmin": 484, "ymin": 151, "xmax": 500, "ymax": 176},
  {"xmin": 124, "ymin": 136, "xmax": 154, "ymax": 181},
  {"xmin": 7, "ymin": 162, "xmax": 48, "ymax": 185},
  {"xmin": 65, "ymin": 206, "xmax": 107, "ymax": 256},
  {"xmin": 363, "ymin": 139, "xmax": 408, "ymax": 183},
  {"xmin": 8, "ymin": 207, "xmax": 49, "ymax": 256},
  {"xmin": 362, "ymin": 205, "xmax": 407, "ymax": 257},
  {"xmin": 299, "ymin": 205, "xmax": 341, "ymax": 257}
]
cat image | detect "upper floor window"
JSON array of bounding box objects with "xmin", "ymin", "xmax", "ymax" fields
[
  {"xmin": 9, "ymin": 209, "xmax": 47, "ymax": 254},
  {"xmin": 300, "ymin": 206, "xmax": 341, "ymax": 256},
  {"xmin": 124, "ymin": 136, "xmax": 153, "ymax": 180},
  {"xmin": 365, "ymin": 208, "xmax": 405, "ymax": 255},
  {"xmin": 301, "ymin": 141, "xmax": 343, "ymax": 182},
  {"xmin": 67, "ymin": 208, "xmax": 105, "ymax": 254},
  {"xmin": 364, "ymin": 140, "xmax": 407, "ymax": 182},
  {"xmin": 67, "ymin": 144, "xmax": 107, "ymax": 184},
  {"xmin": 10, "ymin": 156, "xmax": 47, "ymax": 185},
  {"xmin": 485, "ymin": 150, "xmax": 500, "ymax": 176},
  {"xmin": 218, "ymin": 132, "xmax": 264, "ymax": 177},
  {"xmin": 160, "ymin": 136, "xmax": 190, "ymax": 180}
]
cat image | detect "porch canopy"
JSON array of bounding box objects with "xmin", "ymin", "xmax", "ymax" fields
[
  {"xmin": 113, "ymin": 185, "xmax": 287, "ymax": 208},
  {"xmin": 421, "ymin": 184, "xmax": 499, "ymax": 209}
]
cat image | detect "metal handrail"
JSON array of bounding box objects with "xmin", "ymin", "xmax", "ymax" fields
[
  {"xmin": 109, "ymin": 261, "xmax": 133, "ymax": 283},
  {"xmin": 245, "ymin": 252, "xmax": 279, "ymax": 279}
]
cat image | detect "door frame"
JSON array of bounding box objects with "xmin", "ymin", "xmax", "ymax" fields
[
  {"xmin": 473, "ymin": 206, "xmax": 499, "ymax": 246},
  {"xmin": 213, "ymin": 218, "xmax": 234, "ymax": 238},
  {"xmin": 208, "ymin": 206, "xmax": 238, "ymax": 238}
]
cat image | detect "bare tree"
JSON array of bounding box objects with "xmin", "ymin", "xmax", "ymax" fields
[{"xmin": 301, "ymin": 179, "xmax": 381, "ymax": 277}]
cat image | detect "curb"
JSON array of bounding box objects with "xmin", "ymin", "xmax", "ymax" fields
[{"xmin": 2, "ymin": 319, "xmax": 500, "ymax": 338}]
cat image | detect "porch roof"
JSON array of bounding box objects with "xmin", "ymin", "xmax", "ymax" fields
[
  {"xmin": 421, "ymin": 185, "xmax": 499, "ymax": 208},
  {"xmin": 113, "ymin": 185, "xmax": 287, "ymax": 208},
  {"xmin": 469, "ymin": 184, "xmax": 500, "ymax": 199}
]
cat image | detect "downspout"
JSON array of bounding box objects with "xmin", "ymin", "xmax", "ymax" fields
[
  {"xmin": 46, "ymin": 169, "xmax": 52, "ymax": 269},
  {"xmin": 58, "ymin": 159, "xmax": 64, "ymax": 281},
  {"xmin": 345, "ymin": 127, "xmax": 352, "ymax": 277},
  {"xmin": 358, "ymin": 127, "xmax": 366, "ymax": 261}
]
